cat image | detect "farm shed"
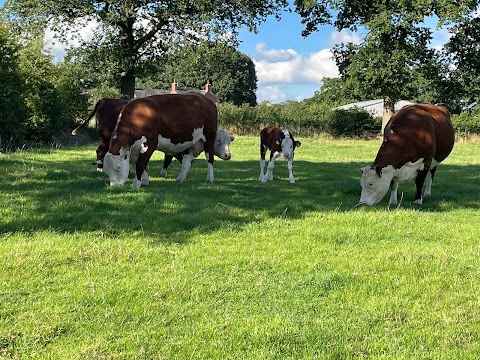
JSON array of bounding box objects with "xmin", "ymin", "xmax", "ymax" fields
[{"xmin": 334, "ymin": 99, "xmax": 415, "ymax": 118}]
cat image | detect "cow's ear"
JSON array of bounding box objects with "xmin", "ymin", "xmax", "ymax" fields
[
  {"xmin": 295, "ymin": 141, "xmax": 301, "ymax": 147},
  {"xmin": 374, "ymin": 166, "xmax": 382, "ymax": 177}
]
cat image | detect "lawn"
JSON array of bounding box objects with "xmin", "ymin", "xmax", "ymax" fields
[{"xmin": 1, "ymin": 136, "xmax": 480, "ymax": 359}]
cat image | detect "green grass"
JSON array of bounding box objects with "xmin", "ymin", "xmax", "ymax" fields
[{"xmin": 1, "ymin": 136, "xmax": 480, "ymax": 359}]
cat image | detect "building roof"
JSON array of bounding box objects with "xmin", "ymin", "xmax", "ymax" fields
[
  {"xmin": 134, "ymin": 79, "xmax": 218, "ymax": 103},
  {"xmin": 334, "ymin": 99, "xmax": 416, "ymax": 118}
]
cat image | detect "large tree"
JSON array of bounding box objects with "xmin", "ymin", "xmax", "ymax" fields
[
  {"xmin": 0, "ymin": 20, "xmax": 28, "ymax": 150},
  {"xmin": 445, "ymin": 17, "xmax": 480, "ymax": 106},
  {"xmin": 5, "ymin": 0, "xmax": 288, "ymax": 98},
  {"xmin": 294, "ymin": 0, "xmax": 478, "ymax": 127},
  {"xmin": 139, "ymin": 41, "xmax": 258, "ymax": 106}
]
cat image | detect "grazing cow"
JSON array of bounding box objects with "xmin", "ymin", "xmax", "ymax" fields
[
  {"xmin": 160, "ymin": 129, "xmax": 234, "ymax": 177},
  {"xmin": 360, "ymin": 103, "xmax": 454, "ymax": 206},
  {"xmin": 103, "ymin": 93, "xmax": 220, "ymax": 187},
  {"xmin": 259, "ymin": 126, "xmax": 301, "ymax": 183},
  {"xmin": 71, "ymin": 98, "xmax": 129, "ymax": 171}
]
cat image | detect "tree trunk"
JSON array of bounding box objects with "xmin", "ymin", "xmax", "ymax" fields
[
  {"xmin": 382, "ymin": 96, "xmax": 395, "ymax": 133},
  {"xmin": 120, "ymin": 69, "xmax": 136, "ymax": 99}
]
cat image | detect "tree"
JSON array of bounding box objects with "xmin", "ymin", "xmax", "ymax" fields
[
  {"xmin": 6, "ymin": 0, "xmax": 288, "ymax": 99},
  {"xmin": 445, "ymin": 17, "xmax": 480, "ymax": 106},
  {"xmin": 294, "ymin": 0, "xmax": 479, "ymax": 128},
  {"xmin": 0, "ymin": 20, "xmax": 28, "ymax": 150},
  {"xmin": 139, "ymin": 41, "xmax": 258, "ymax": 106}
]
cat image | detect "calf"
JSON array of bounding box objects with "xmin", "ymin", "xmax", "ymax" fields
[
  {"xmin": 259, "ymin": 126, "xmax": 301, "ymax": 183},
  {"xmin": 103, "ymin": 93, "xmax": 219, "ymax": 187},
  {"xmin": 71, "ymin": 98, "xmax": 129, "ymax": 171},
  {"xmin": 360, "ymin": 103, "xmax": 454, "ymax": 205}
]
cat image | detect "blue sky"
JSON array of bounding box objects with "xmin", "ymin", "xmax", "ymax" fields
[{"xmin": 1, "ymin": 0, "xmax": 454, "ymax": 103}]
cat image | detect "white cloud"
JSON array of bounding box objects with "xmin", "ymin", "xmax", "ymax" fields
[
  {"xmin": 253, "ymin": 44, "xmax": 339, "ymax": 86},
  {"xmin": 44, "ymin": 19, "xmax": 99, "ymax": 60},
  {"xmin": 257, "ymin": 85, "xmax": 289, "ymax": 103},
  {"xmin": 255, "ymin": 42, "xmax": 297, "ymax": 62},
  {"xmin": 329, "ymin": 29, "xmax": 362, "ymax": 45}
]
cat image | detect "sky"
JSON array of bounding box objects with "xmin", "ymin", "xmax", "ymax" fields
[{"xmin": 1, "ymin": 0, "xmax": 453, "ymax": 103}]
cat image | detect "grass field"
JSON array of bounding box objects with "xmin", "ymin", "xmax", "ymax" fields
[{"xmin": 1, "ymin": 136, "xmax": 480, "ymax": 359}]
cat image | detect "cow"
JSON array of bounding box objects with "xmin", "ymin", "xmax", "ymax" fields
[
  {"xmin": 103, "ymin": 93, "xmax": 222, "ymax": 187},
  {"xmin": 159, "ymin": 128, "xmax": 234, "ymax": 177},
  {"xmin": 71, "ymin": 98, "xmax": 129, "ymax": 171},
  {"xmin": 359, "ymin": 103, "xmax": 454, "ymax": 206},
  {"xmin": 259, "ymin": 126, "xmax": 301, "ymax": 184}
]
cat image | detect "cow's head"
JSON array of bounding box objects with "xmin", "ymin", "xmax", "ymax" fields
[
  {"xmin": 278, "ymin": 130, "xmax": 300, "ymax": 159},
  {"xmin": 214, "ymin": 129, "xmax": 234, "ymax": 160},
  {"xmin": 359, "ymin": 165, "xmax": 394, "ymax": 205},
  {"xmin": 103, "ymin": 147, "xmax": 131, "ymax": 186}
]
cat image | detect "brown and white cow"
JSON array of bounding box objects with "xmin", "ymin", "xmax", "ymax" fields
[
  {"xmin": 103, "ymin": 93, "xmax": 221, "ymax": 187},
  {"xmin": 259, "ymin": 126, "xmax": 301, "ymax": 183},
  {"xmin": 71, "ymin": 98, "xmax": 129, "ymax": 171},
  {"xmin": 360, "ymin": 103, "xmax": 454, "ymax": 206}
]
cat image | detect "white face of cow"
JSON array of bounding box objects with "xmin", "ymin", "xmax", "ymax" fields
[
  {"xmin": 280, "ymin": 130, "xmax": 294, "ymax": 159},
  {"xmin": 103, "ymin": 147, "xmax": 130, "ymax": 186},
  {"xmin": 359, "ymin": 166, "xmax": 395, "ymax": 205},
  {"xmin": 214, "ymin": 129, "xmax": 234, "ymax": 160}
]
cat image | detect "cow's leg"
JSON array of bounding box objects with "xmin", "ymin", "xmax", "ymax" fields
[
  {"xmin": 259, "ymin": 144, "xmax": 267, "ymax": 181},
  {"xmin": 204, "ymin": 138, "xmax": 215, "ymax": 183},
  {"xmin": 133, "ymin": 149, "xmax": 154, "ymax": 188},
  {"xmin": 176, "ymin": 153, "xmax": 194, "ymax": 183},
  {"xmin": 424, "ymin": 166, "xmax": 437, "ymax": 197},
  {"xmin": 262, "ymin": 152, "xmax": 280, "ymax": 182},
  {"xmin": 388, "ymin": 178, "xmax": 399, "ymax": 205},
  {"xmin": 413, "ymin": 168, "xmax": 429, "ymax": 204},
  {"xmin": 287, "ymin": 155, "xmax": 295, "ymax": 183},
  {"xmin": 160, "ymin": 155, "xmax": 174, "ymax": 177}
]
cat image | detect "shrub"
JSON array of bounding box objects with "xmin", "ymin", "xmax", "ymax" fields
[
  {"xmin": 326, "ymin": 108, "xmax": 376, "ymax": 137},
  {"xmin": 0, "ymin": 22, "xmax": 28, "ymax": 150},
  {"xmin": 451, "ymin": 111, "xmax": 480, "ymax": 134}
]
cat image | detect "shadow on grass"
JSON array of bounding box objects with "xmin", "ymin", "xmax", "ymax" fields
[{"xmin": 1, "ymin": 152, "xmax": 479, "ymax": 243}]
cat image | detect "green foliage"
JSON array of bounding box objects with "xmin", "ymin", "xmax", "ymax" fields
[
  {"xmin": 0, "ymin": 21, "xmax": 28, "ymax": 150},
  {"xmin": 6, "ymin": 0, "xmax": 288, "ymax": 98},
  {"xmin": 445, "ymin": 17, "xmax": 480, "ymax": 104},
  {"xmin": 18, "ymin": 41, "xmax": 62, "ymax": 142},
  {"xmin": 217, "ymin": 100, "xmax": 378, "ymax": 137},
  {"xmin": 139, "ymin": 41, "xmax": 257, "ymax": 106},
  {"xmin": 326, "ymin": 108, "xmax": 377, "ymax": 137},
  {"xmin": 451, "ymin": 111, "xmax": 480, "ymax": 134}
]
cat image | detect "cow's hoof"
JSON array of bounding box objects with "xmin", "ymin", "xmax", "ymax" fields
[
  {"xmin": 424, "ymin": 191, "xmax": 431, "ymax": 197},
  {"xmin": 160, "ymin": 169, "xmax": 168, "ymax": 177},
  {"xmin": 289, "ymin": 178, "xmax": 295, "ymax": 184},
  {"xmin": 132, "ymin": 179, "xmax": 142, "ymax": 188},
  {"xmin": 413, "ymin": 198, "xmax": 423, "ymax": 205}
]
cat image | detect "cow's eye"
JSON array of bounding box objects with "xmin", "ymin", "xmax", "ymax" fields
[{"xmin": 124, "ymin": 154, "xmax": 128, "ymax": 160}]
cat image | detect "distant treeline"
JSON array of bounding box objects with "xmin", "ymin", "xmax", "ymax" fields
[{"xmin": 217, "ymin": 102, "xmax": 480, "ymax": 138}]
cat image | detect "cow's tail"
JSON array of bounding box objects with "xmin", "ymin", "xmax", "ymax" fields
[{"xmin": 71, "ymin": 101, "xmax": 100, "ymax": 135}]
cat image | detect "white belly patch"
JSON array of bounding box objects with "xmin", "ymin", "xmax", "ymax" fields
[
  {"xmin": 394, "ymin": 158, "xmax": 425, "ymax": 181},
  {"xmin": 157, "ymin": 127, "xmax": 206, "ymax": 155}
]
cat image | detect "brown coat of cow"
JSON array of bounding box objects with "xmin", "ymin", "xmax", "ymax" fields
[
  {"xmin": 103, "ymin": 93, "xmax": 218, "ymax": 187},
  {"xmin": 360, "ymin": 103, "xmax": 454, "ymax": 205},
  {"xmin": 71, "ymin": 98, "xmax": 129, "ymax": 170}
]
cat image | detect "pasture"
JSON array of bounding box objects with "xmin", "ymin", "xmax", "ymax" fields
[{"xmin": 1, "ymin": 136, "xmax": 480, "ymax": 359}]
